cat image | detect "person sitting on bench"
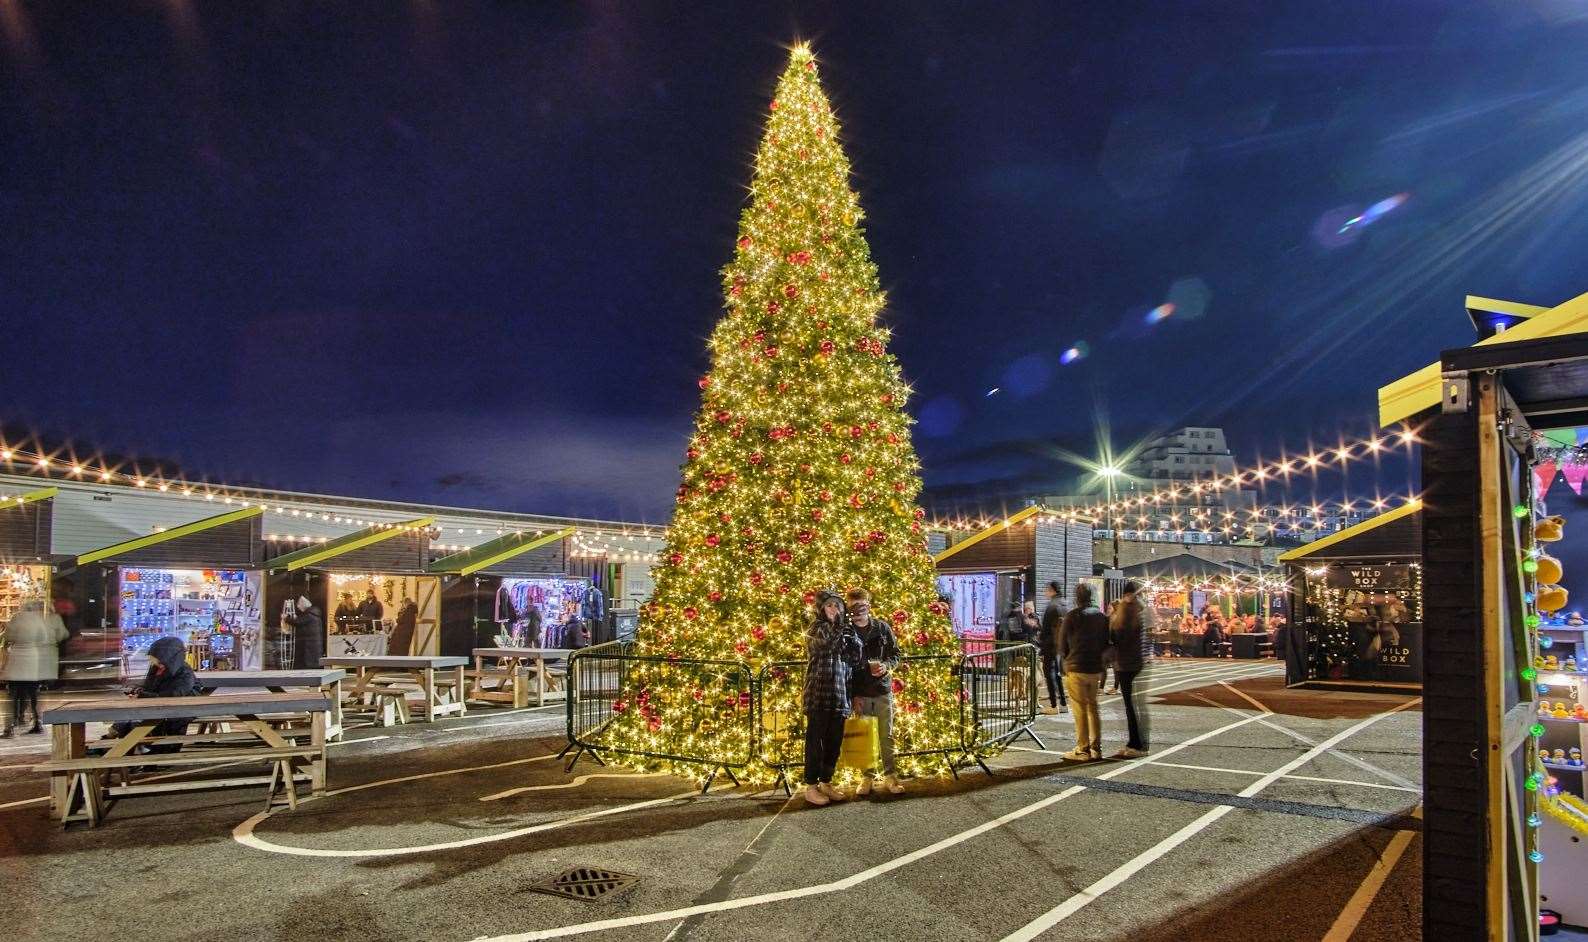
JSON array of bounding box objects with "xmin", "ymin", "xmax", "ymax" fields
[{"xmin": 109, "ymin": 637, "xmax": 201, "ymax": 753}]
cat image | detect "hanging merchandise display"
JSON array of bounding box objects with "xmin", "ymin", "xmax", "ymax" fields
[
  {"xmin": 118, "ymin": 567, "xmax": 263, "ymax": 676},
  {"xmin": 934, "ymin": 572, "xmax": 997, "ymax": 655},
  {"xmin": 0, "ymin": 564, "xmax": 51, "ymax": 652},
  {"xmin": 495, "ymin": 577, "xmax": 588, "ymax": 648}
]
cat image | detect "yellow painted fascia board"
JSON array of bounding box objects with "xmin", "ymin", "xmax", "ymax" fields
[
  {"xmin": 2, "ymin": 486, "xmax": 58, "ymax": 508},
  {"xmin": 77, "ymin": 506, "xmax": 263, "ymax": 565},
  {"xmin": 432, "ymin": 526, "xmax": 576, "ymax": 575},
  {"xmin": 1379, "ymin": 288, "xmax": 1588, "ymax": 427},
  {"xmin": 1466, "ymin": 295, "xmax": 1547, "ymax": 320},
  {"xmin": 272, "ymin": 515, "xmax": 435, "ymax": 571},
  {"xmin": 932, "ymin": 505, "xmax": 1042, "ymax": 564},
  {"xmin": 1276, "ymin": 500, "xmax": 1419, "ymax": 562}
]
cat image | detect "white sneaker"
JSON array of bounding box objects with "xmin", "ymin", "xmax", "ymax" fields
[
  {"xmin": 804, "ymin": 785, "xmax": 830, "ymax": 806},
  {"xmin": 817, "ymin": 782, "xmax": 848, "ymax": 801},
  {"xmin": 1040, "ymin": 706, "xmax": 1059, "ymax": 715},
  {"xmin": 1112, "ymin": 747, "xmax": 1148, "ymax": 759},
  {"xmin": 856, "ymin": 778, "xmax": 874, "ymax": 797},
  {"xmin": 883, "ymin": 775, "xmax": 905, "ymax": 795},
  {"xmin": 1062, "ymin": 748, "xmax": 1092, "ymax": 761}
]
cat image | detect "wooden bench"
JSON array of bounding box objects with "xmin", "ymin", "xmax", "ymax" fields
[
  {"xmin": 320, "ymin": 656, "xmax": 468, "ymax": 721},
  {"xmin": 371, "ymin": 689, "xmax": 411, "ymax": 726},
  {"xmin": 39, "ymin": 692, "xmax": 330, "ymax": 826},
  {"xmin": 38, "ymin": 746, "xmax": 322, "ymax": 825}
]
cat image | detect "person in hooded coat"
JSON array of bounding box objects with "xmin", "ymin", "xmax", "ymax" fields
[
  {"xmin": 801, "ymin": 589, "xmax": 862, "ymax": 806},
  {"xmin": 388, "ymin": 597, "xmax": 418, "ymax": 656},
  {"xmin": 3, "ymin": 599, "xmax": 69, "ymax": 736},
  {"xmin": 285, "ymin": 596, "xmax": 324, "ymax": 669},
  {"xmin": 109, "ymin": 636, "xmax": 202, "ymax": 750}
]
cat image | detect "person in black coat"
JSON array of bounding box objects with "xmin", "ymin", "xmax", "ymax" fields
[
  {"xmin": 1108, "ymin": 581, "xmax": 1151, "ymax": 758},
  {"xmin": 1039, "ymin": 581, "xmax": 1067, "ymax": 714},
  {"xmin": 357, "ymin": 589, "xmax": 385, "ymax": 629},
  {"xmin": 110, "ymin": 636, "xmax": 201, "ymax": 751},
  {"xmin": 286, "ymin": 596, "xmax": 324, "ymax": 669}
]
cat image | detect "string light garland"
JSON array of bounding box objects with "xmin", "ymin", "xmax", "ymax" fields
[{"xmin": 599, "ymin": 44, "xmax": 966, "ymax": 783}]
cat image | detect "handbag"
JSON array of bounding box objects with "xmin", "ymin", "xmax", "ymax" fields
[{"xmin": 837, "ymin": 715, "xmax": 880, "ymax": 771}]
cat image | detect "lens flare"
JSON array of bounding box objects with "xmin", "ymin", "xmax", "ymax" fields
[
  {"xmin": 1145, "ymin": 302, "xmax": 1175, "ymax": 324},
  {"xmin": 1060, "ymin": 342, "xmax": 1090, "ymax": 365}
]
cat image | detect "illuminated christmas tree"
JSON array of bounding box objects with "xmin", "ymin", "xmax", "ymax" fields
[{"xmin": 606, "ymin": 43, "xmax": 965, "ymax": 783}]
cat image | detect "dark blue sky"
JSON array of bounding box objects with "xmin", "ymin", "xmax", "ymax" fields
[{"xmin": 4, "ymin": 1, "xmax": 1587, "ymax": 522}]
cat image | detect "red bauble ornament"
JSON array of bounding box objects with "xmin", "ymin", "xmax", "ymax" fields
[
  {"xmin": 714, "ymin": 410, "xmax": 731, "ymax": 424},
  {"xmin": 777, "ymin": 583, "xmax": 791, "ymax": 594},
  {"xmin": 868, "ymin": 530, "xmax": 886, "ymax": 543},
  {"xmin": 731, "ymin": 279, "xmax": 744, "ymax": 296},
  {"xmin": 667, "ymin": 552, "xmax": 683, "ymax": 566},
  {"xmin": 648, "ymin": 717, "xmax": 663, "ymax": 731},
  {"xmin": 840, "ymin": 453, "xmax": 853, "ymax": 464},
  {"xmin": 819, "ymin": 271, "xmax": 831, "ymax": 282},
  {"xmin": 893, "ymin": 481, "xmax": 905, "ymax": 492},
  {"xmin": 739, "ymin": 526, "xmax": 753, "ymax": 538},
  {"xmin": 765, "ymin": 345, "xmax": 779, "ymax": 358},
  {"xmin": 892, "ymin": 610, "xmax": 910, "ymax": 625},
  {"xmin": 776, "ymin": 550, "xmax": 793, "ymax": 563},
  {"xmin": 719, "ymin": 512, "xmax": 732, "ymax": 523},
  {"xmin": 850, "ymin": 426, "xmax": 863, "ymax": 439},
  {"xmin": 852, "ymin": 539, "xmax": 869, "ymax": 553},
  {"xmin": 864, "ymin": 466, "xmax": 877, "ymax": 479},
  {"xmin": 769, "ymin": 99, "xmax": 780, "ymax": 111},
  {"xmin": 928, "ymin": 601, "xmax": 947, "ymax": 616},
  {"xmin": 783, "ymin": 283, "xmax": 799, "ymax": 298},
  {"xmin": 767, "ymin": 300, "xmax": 781, "ymax": 314},
  {"xmin": 882, "ymin": 393, "xmax": 894, "ymax": 404},
  {"xmin": 698, "ymin": 376, "xmax": 711, "ymax": 390},
  {"xmin": 913, "ymin": 508, "xmax": 926, "ymax": 519},
  {"xmin": 913, "ymin": 630, "xmax": 928, "ymax": 645},
  {"xmin": 752, "ymin": 625, "xmax": 767, "ymax": 641},
  {"xmin": 749, "ymin": 570, "xmax": 765, "ymax": 585},
  {"xmin": 811, "ymin": 509, "xmax": 824, "ymax": 521},
  {"xmin": 800, "ymin": 463, "xmax": 812, "ymax": 473},
  {"xmin": 818, "ymin": 340, "xmax": 835, "ymax": 356},
  {"xmin": 797, "ymin": 530, "xmax": 814, "ymax": 544},
  {"xmin": 820, "ymin": 490, "xmax": 833, "ymax": 502},
  {"xmin": 737, "ymin": 236, "xmax": 752, "ymax": 249},
  {"xmin": 906, "ymin": 701, "xmax": 921, "ymax": 714},
  {"xmin": 887, "ymin": 433, "xmax": 900, "ymax": 445},
  {"xmin": 891, "ymin": 678, "xmax": 904, "ymax": 694},
  {"xmin": 683, "ymin": 607, "xmax": 699, "ymax": 620},
  {"xmin": 749, "ymin": 452, "xmax": 764, "ymax": 465},
  {"xmin": 734, "ymin": 641, "xmax": 749, "ymax": 656},
  {"xmin": 803, "ymin": 590, "xmax": 817, "ymax": 604},
  {"xmin": 686, "ymin": 447, "xmax": 700, "ymax": 460},
  {"xmin": 704, "ymin": 533, "xmax": 721, "ymax": 547},
  {"xmin": 707, "ymin": 590, "xmax": 723, "ymax": 602},
  {"xmin": 849, "ymin": 494, "xmax": 864, "ymax": 508},
  {"xmin": 692, "ymin": 688, "xmax": 704, "ymax": 702},
  {"xmin": 613, "ymin": 699, "xmax": 628, "ymax": 713},
  {"xmin": 787, "ymin": 250, "xmax": 811, "ymax": 265},
  {"xmin": 866, "ymin": 421, "xmax": 878, "ymax": 431}
]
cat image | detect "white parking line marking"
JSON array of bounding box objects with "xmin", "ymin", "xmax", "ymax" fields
[
  {"xmin": 998, "ymin": 697, "xmax": 1422, "ymax": 941},
  {"xmin": 1136, "ymin": 760, "xmax": 1421, "ymax": 793},
  {"xmin": 466, "ymin": 711, "xmax": 1275, "ymax": 941},
  {"xmin": 480, "ymin": 773, "xmax": 657, "ymax": 801},
  {"xmin": 1204, "ymin": 686, "xmax": 1418, "ymax": 790}
]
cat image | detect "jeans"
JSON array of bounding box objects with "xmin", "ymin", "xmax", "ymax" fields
[
  {"xmin": 6, "ymin": 682, "xmax": 40, "ymax": 729},
  {"xmin": 803, "ymin": 708, "xmax": 846, "ymax": 784},
  {"xmin": 1116, "ymin": 668, "xmax": 1149, "ymax": 750},
  {"xmin": 1063, "ymin": 672, "xmax": 1102, "ymax": 754},
  {"xmin": 851, "ymin": 695, "xmax": 895, "ymax": 776},
  {"xmin": 1040, "ymin": 652, "xmax": 1065, "ymax": 707}
]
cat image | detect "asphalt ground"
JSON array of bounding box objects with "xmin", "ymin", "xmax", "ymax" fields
[{"xmin": 0, "ymin": 659, "xmax": 1426, "ymax": 942}]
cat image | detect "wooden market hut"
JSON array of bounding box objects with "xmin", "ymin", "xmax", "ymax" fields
[{"xmin": 1378, "ymin": 290, "xmax": 1588, "ymax": 940}]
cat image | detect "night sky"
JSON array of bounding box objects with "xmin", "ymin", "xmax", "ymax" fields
[{"xmin": 4, "ymin": 2, "xmax": 1588, "ymax": 523}]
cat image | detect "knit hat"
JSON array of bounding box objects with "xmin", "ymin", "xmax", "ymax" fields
[{"xmin": 815, "ymin": 589, "xmax": 845, "ymax": 618}]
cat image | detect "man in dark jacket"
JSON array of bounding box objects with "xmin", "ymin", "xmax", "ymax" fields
[
  {"xmin": 1058, "ymin": 582, "xmax": 1109, "ymax": 760},
  {"xmin": 1039, "ymin": 581, "xmax": 1067, "ymax": 715},
  {"xmin": 286, "ymin": 596, "xmax": 324, "ymax": 669},
  {"xmin": 846, "ymin": 589, "xmax": 904, "ymax": 796},
  {"xmin": 357, "ymin": 589, "xmax": 385, "ymax": 629},
  {"xmin": 110, "ymin": 636, "xmax": 202, "ymax": 751},
  {"xmin": 1108, "ymin": 581, "xmax": 1151, "ymax": 758}
]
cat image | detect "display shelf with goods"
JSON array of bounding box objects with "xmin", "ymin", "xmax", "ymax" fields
[
  {"xmin": 493, "ymin": 576, "xmax": 589, "ymax": 648},
  {"xmin": 118, "ymin": 567, "xmax": 264, "ymax": 676},
  {"xmin": 0, "ymin": 563, "xmax": 50, "ymax": 628}
]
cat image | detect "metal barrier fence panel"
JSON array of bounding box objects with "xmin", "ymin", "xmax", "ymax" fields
[{"xmin": 563, "ymin": 639, "xmax": 1043, "ymax": 790}]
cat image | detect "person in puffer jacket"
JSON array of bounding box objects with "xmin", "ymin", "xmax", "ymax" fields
[{"xmin": 110, "ymin": 636, "xmax": 202, "ymax": 752}]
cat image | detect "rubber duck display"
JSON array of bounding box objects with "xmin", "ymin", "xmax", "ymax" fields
[
  {"xmin": 1539, "ymin": 584, "xmax": 1570, "ymax": 613},
  {"xmin": 1535, "ymin": 515, "xmax": 1566, "ymax": 542},
  {"xmin": 1545, "ymin": 654, "xmax": 1560, "ymax": 670},
  {"xmin": 1552, "ymin": 748, "xmax": 1567, "ymax": 764},
  {"xmin": 1569, "ymin": 611, "xmax": 1586, "ymax": 626},
  {"xmin": 1539, "ymin": 699, "xmax": 1552, "ymax": 715},
  {"xmin": 1567, "ymin": 657, "xmax": 1580, "ymax": 672},
  {"xmin": 1552, "ymin": 701, "xmax": 1570, "ymax": 718},
  {"xmin": 1575, "ymin": 703, "xmax": 1588, "ymax": 720},
  {"xmin": 1571, "ymin": 748, "xmax": 1584, "ymax": 767}
]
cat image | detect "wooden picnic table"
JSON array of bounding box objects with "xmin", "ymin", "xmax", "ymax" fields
[
  {"xmin": 38, "ymin": 692, "xmax": 330, "ymax": 826},
  {"xmin": 196, "ymin": 669, "xmax": 348, "ymax": 740},
  {"xmin": 470, "ymin": 647, "xmax": 572, "ymax": 708},
  {"xmin": 318, "ymin": 655, "xmax": 469, "ymax": 722}
]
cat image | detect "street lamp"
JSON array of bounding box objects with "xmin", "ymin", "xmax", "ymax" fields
[{"xmin": 1099, "ymin": 465, "xmax": 1122, "ymax": 570}]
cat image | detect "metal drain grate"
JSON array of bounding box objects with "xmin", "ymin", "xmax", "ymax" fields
[{"xmin": 528, "ymin": 867, "xmax": 641, "ymax": 903}]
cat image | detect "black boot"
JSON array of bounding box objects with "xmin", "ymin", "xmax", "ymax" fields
[
  {"xmin": 0, "ymin": 726, "xmax": 12, "ymax": 738},
  {"xmin": 27, "ymin": 722, "xmax": 43, "ymax": 735}
]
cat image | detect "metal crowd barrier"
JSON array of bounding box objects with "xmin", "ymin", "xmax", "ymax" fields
[{"xmin": 562, "ymin": 638, "xmax": 1041, "ymax": 793}]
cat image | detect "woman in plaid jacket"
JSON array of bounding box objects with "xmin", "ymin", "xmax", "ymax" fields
[{"xmin": 803, "ymin": 589, "xmax": 862, "ymax": 806}]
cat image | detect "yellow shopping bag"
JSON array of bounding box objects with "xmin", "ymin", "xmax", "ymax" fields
[{"xmin": 837, "ymin": 715, "xmax": 879, "ymax": 771}]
